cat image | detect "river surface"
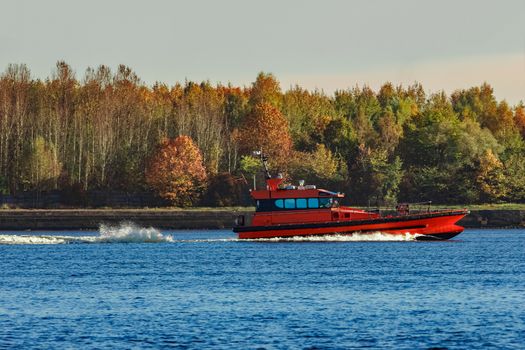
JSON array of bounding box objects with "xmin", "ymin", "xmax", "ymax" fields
[{"xmin": 0, "ymin": 227, "xmax": 523, "ymax": 349}]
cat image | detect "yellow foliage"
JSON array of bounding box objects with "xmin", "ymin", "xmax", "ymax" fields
[
  {"xmin": 476, "ymin": 149, "xmax": 506, "ymax": 201},
  {"xmin": 310, "ymin": 144, "xmax": 338, "ymax": 180}
]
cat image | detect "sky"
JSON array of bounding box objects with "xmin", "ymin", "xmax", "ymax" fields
[{"xmin": 1, "ymin": 0, "xmax": 524, "ymax": 104}]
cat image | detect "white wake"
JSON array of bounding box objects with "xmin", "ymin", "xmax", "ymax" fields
[
  {"xmin": 0, "ymin": 222, "xmax": 173, "ymax": 245},
  {"xmin": 244, "ymin": 232, "xmax": 420, "ymax": 242},
  {"xmin": 0, "ymin": 225, "xmax": 420, "ymax": 245},
  {"xmin": 98, "ymin": 223, "xmax": 173, "ymax": 243}
]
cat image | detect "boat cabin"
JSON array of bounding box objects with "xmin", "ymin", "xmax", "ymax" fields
[
  {"xmin": 249, "ymin": 176, "xmax": 377, "ymax": 226},
  {"xmin": 251, "ymin": 183, "xmax": 343, "ymax": 212}
]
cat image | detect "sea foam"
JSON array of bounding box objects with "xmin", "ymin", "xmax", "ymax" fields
[
  {"xmin": 0, "ymin": 222, "xmax": 173, "ymax": 245},
  {"xmin": 98, "ymin": 222, "xmax": 173, "ymax": 243},
  {"xmin": 0, "ymin": 225, "xmax": 419, "ymax": 245},
  {"xmin": 244, "ymin": 232, "xmax": 420, "ymax": 242}
]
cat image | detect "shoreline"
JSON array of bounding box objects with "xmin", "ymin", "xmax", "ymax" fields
[
  {"xmin": 0, "ymin": 208, "xmax": 524, "ymax": 230},
  {"xmin": 0, "ymin": 209, "xmax": 251, "ymax": 231}
]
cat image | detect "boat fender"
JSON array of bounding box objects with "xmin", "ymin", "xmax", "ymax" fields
[{"xmin": 235, "ymin": 215, "xmax": 245, "ymax": 226}]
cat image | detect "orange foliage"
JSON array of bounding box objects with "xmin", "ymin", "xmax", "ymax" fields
[
  {"xmin": 238, "ymin": 103, "xmax": 292, "ymax": 168},
  {"xmin": 145, "ymin": 136, "xmax": 207, "ymax": 206},
  {"xmin": 314, "ymin": 115, "xmax": 332, "ymax": 136},
  {"xmin": 515, "ymin": 106, "xmax": 525, "ymax": 138},
  {"xmin": 216, "ymin": 85, "xmax": 247, "ymax": 98},
  {"xmin": 249, "ymin": 72, "xmax": 282, "ymax": 107}
]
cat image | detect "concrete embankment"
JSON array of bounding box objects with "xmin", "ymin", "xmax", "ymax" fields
[
  {"xmin": 0, "ymin": 209, "xmax": 523, "ymax": 230},
  {"xmin": 459, "ymin": 210, "xmax": 525, "ymax": 228},
  {"xmin": 0, "ymin": 209, "xmax": 252, "ymax": 231}
]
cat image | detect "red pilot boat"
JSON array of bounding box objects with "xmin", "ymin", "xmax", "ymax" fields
[{"xmin": 234, "ymin": 154, "xmax": 469, "ymax": 240}]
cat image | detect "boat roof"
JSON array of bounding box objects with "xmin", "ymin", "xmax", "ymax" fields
[{"xmin": 251, "ymin": 188, "xmax": 345, "ymax": 200}]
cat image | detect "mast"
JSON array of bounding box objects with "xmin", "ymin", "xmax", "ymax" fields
[{"xmin": 253, "ymin": 150, "xmax": 271, "ymax": 180}]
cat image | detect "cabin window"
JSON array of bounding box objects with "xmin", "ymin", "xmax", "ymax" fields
[
  {"xmin": 284, "ymin": 198, "xmax": 295, "ymax": 209},
  {"xmin": 256, "ymin": 197, "xmax": 334, "ymax": 211},
  {"xmin": 319, "ymin": 198, "xmax": 332, "ymax": 208},
  {"xmin": 296, "ymin": 198, "xmax": 307, "ymax": 209},
  {"xmin": 308, "ymin": 198, "xmax": 319, "ymax": 208}
]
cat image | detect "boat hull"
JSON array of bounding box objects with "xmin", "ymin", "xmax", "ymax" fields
[{"xmin": 234, "ymin": 210, "xmax": 468, "ymax": 240}]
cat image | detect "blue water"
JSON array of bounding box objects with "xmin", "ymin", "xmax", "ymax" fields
[{"xmin": 0, "ymin": 227, "xmax": 523, "ymax": 349}]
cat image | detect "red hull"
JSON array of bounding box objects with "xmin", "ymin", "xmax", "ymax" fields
[{"xmin": 234, "ymin": 210, "xmax": 468, "ymax": 240}]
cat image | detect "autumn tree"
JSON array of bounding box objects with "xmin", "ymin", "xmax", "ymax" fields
[
  {"xmin": 515, "ymin": 104, "xmax": 525, "ymax": 138},
  {"xmin": 21, "ymin": 136, "xmax": 62, "ymax": 191},
  {"xmin": 290, "ymin": 144, "xmax": 345, "ymax": 181},
  {"xmin": 281, "ymin": 86, "xmax": 337, "ymax": 151},
  {"xmin": 222, "ymin": 86, "xmax": 249, "ymax": 172},
  {"xmin": 0, "ymin": 63, "xmax": 32, "ymax": 193},
  {"xmin": 238, "ymin": 103, "xmax": 292, "ymax": 169},
  {"xmin": 177, "ymin": 82, "xmax": 226, "ymax": 174},
  {"xmin": 451, "ymin": 83, "xmax": 518, "ymax": 141},
  {"xmin": 476, "ymin": 149, "xmax": 506, "ymax": 202},
  {"xmin": 1, "ymin": 61, "xmax": 525, "ymax": 206},
  {"xmin": 145, "ymin": 136, "xmax": 207, "ymax": 206},
  {"xmin": 249, "ymin": 72, "xmax": 281, "ymax": 108},
  {"xmin": 46, "ymin": 61, "xmax": 77, "ymax": 189}
]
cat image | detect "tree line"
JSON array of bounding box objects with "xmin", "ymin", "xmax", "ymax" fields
[{"xmin": 1, "ymin": 61, "xmax": 524, "ymax": 206}]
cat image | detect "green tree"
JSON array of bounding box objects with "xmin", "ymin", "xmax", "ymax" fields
[
  {"xmin": 310, "ymin": 144, "xmax": 339, "ymax": 181},
  {"xmin": 400, "ymin": 95, "xmax": 463, "ymax": 168},
  {"xmin": 239, "ymin": 155, "xmax": 261, "ymax": 190},
  {"xmin": 349, "ymin": 146, "xmax": 403, "ymax": 205},
  {"xmin": 377, "ymin": 82, "xmax": 397, "ymax": 109},
  {"xmin": 334, "ymin": 89, "xmax": 357, "ymax": 119},
  {"xmin": 503, "ymin": 154, "xmax": 525, "ymax": 202},
  {"xmin": 377, "ymin": 108, "xmax": 403, "ymax": 154},
  {"xmin": 289, "ymin": 144, "xmax": 347, "ymax": 189},
  {"xmin": 281, "ymin": 87, "xmax": 336, "ymax": 151},
  {"xmin": 457, "ymin": 118, "xmax": 502, "ymax": 162}
]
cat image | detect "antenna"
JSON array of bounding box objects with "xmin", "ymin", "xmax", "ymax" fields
[{"xmin": 252, "ymin": 150, "xmax": 271, "ymax": 179}]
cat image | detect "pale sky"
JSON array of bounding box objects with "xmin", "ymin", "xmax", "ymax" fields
[{"xmin": 1, "ymin": 0, "xmax": 524, "ymax": 104}]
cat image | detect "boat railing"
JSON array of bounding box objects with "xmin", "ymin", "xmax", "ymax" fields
[{"xmin": 372, "ymin": 201, "xmax": 465, "ymax": 217}]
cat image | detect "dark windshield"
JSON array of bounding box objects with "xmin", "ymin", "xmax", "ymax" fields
[{"xmin": 319, "ymin": 198, "xmax": 333, "ymax": 208}]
